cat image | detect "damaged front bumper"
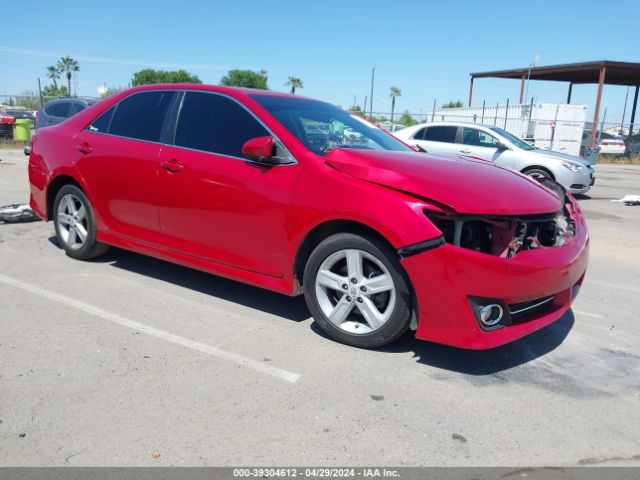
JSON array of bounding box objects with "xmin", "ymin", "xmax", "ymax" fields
[{"xmin": 401, "ymin": 200, "xmax": 589, "ymax": 350}]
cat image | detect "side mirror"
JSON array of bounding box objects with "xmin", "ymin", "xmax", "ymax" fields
[
  {"xmin": 496, "ymin": 142, "xmax": 509, "ymax": 151},
  {"xmin": 242, "ymin": 136, "xmax": 279, "ymax": 164}
]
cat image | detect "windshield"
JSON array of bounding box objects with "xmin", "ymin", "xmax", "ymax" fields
[
  {"xmin": 250, "ymin": 95, "xmax": 413, "ymax": 155},
  {"xmin": 490, "ymin": 126, "xmax": 535, "ymax": 150}
]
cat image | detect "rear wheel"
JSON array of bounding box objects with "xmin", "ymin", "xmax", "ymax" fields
[
  {"xmin": 53, "ymin": 185, "xmax": 110, "ymax": 260},
  {"xmin": 303, "ymin": 233, "xmax": 412, "ymax": 348}
]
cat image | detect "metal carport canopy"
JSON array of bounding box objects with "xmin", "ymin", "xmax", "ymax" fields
[{"xmin": 468, "ymin": 60, "xmax": 640, "ymax": 147}]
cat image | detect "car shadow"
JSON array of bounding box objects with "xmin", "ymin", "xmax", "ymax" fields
[
  {"xmin": 573, "ymin": 193, "xmax": 591, "ymax": 200},
  {"xmin": 313, "ymin": 311, "xmax": 574, "ymax": 376},
  {"xmin": 48, "ymin": 237, "xmax": 310, "ymax": 322},
  {"xmin": 49, "ymin": 237, "xmax": 574, "ymax": 374}
]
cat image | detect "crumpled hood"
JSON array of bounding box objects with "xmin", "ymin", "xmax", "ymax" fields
[
  {"xmin": 529, "ymin": 148, "xmax": 590, "ymax": 167},
  {"xmin": 325, "ymin": 149, "xmax": 562, "ymax": 215}
]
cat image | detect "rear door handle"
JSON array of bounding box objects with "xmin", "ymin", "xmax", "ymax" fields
[
  {"xmin": 459, "ymin": 149, "xmax": 471, "ymax": 154},
  {"xmin": 160, "ymin": 158, "xmax": 185, "ymax": 173},
  {"xmin": 76, "ymin": 142, "xmax": 93, "ymax": 154}
]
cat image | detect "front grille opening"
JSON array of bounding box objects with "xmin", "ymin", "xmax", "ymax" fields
[{"xmin": 425, "ymin": 191, "xmax": 577, "ymax": 258}]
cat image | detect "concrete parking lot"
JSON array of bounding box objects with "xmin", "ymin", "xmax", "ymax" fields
[{"xmin": 1, "ymin": 148, "xmax": 639, "ymax": 467}]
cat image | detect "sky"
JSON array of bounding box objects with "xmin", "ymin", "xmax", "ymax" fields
[{"xmin": 1, "ymin": 0, "xmax": 638, "ymax": 127}]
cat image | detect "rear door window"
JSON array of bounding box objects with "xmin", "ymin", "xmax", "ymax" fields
[
  {"xmin": 109, "ymin": 91, "xmax": 176, "ymax": 142},
  {"xmin": 174, "ymin": 92, "xmax": 269, "ymax": 159},
  {"xmin": 423, "ymin": 126, "xmax": 458, "ymax": 143},
  {"xmin": 46, "ymin": 103, "xmax": 70, "ymax": 118}
]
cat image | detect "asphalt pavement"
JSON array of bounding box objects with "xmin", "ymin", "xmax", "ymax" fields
[{"xmin": 1, "ymin": 148, "xmax": 639, "ymax": 466}]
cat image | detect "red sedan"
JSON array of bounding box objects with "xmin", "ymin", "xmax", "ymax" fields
[{"xmin": 27, "ymin": 84, "xmax": 589, "ymax": 349}]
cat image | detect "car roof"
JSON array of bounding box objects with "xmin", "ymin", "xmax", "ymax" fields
[
  {"xmin": 121, "ymin": 83, "xmax": 321, "ymax": 103},
  {"xmin": 410, "ymin": 121, "xmax": 499, "ymax": 129}
]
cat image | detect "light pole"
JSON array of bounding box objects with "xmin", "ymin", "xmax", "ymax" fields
[{"xmin": 369, "ymin": 67, "xmax": 375, "ymax": 121}]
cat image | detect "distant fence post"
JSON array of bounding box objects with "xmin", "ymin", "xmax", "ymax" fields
[
  {"xmin": 493, "ymin": 102, "xmax": 498, "ymax": 126},
  {"xmin": 481, "ymin": 100, "xmax": 485, "ymax": 123}
]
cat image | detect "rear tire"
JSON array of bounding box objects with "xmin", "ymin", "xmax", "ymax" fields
[
  {"xmin": 53, "ymin": 185, "xmax": 110, "ymax": 260},
  {"xmin": 303, "ymin": 233, "xmax": 412, "ymax": 348}
]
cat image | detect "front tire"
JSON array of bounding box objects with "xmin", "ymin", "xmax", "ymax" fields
[
  {"xmin": 303, "ymin": 233, "xmax": 412, "ymax": 348},
  {"xmin": 53, "ymin": 185, "xmax": 110, "ymax": 260},
  {"xmin": 522, "ymin": 167, "xmax": 554, "ymax": 181}
]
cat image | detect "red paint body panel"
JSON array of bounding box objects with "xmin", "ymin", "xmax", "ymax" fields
[
  {"xmin": 28, "ymin": 83, "xmax": 590, "ymax": 349},
  {"xmin": 404, "ymin": 213, "xmax": 589, "ymax": 349},
  {"xmin": 325, "ymin": 149, "xmax": 562, "ymax": 215},
  {"xmin": 156, "ymin": 145, "xmax": 300, "ymax": 277}
]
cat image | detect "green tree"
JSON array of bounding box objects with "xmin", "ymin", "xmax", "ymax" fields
[
  {"xmin": 57, "ymin": 56, "xmax": 79, "ymax": 96},
  {"xmin": 131, "ymin": 69, "xmax": 202, "ymax": 86},
  {"xmin": 349, "ymin": 105, "xmax": 363, "ymax": 114},
  {"xmin": 16, "ymin": 90, "xmax": 40, "ymax": 109},
  {"xmin": 398, "ymin": 110, "xmax": 418, "ymax": 126},
  {"xmin": 100, "ymin": 85, "xmax": 125, "ymax": 99},
  {"xmin": 285, "ymin": 76, "xmax": 303, "ymax": 94},
  {"xmin": 42, "ymin": 85, "xmax": 69, "ymax": 98},
  {"xmin": 46, "ymin": 65, "xmax": 60, "ymax": 90},
  {"xmin": 220, "ymin": 69, "xmax": 268, "ymax": 89},
  {"xmin": 389, "ymin": 86, "xmax": 402, "ymax": 125},
  {"xmin": 442, "ymin": 100, "xmax": 463, "ymax": 108}
]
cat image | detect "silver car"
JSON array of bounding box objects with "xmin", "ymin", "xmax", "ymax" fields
[{"xmin": 395, "ymin": 122, "xmax": 595, "ymax": 194}]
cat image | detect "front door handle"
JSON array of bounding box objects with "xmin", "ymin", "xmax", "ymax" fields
[
  {"xmin": 460, "ymin": 149, "xmax": 471, "ymax": 154},
  {"xmin": 76, "ymin": 142, "xmax": 93, "ymax": 154},
  {"xmin": 160, "ymin": 158, "xmax": 185, "ymax": 173}
]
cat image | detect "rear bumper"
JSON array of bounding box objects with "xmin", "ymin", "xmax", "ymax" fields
[{"xmin": 401, "ymin": 214, "xmax": 589, "ymax": 349}]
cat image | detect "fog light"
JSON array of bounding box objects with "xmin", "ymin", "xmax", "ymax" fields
[{"xmin": 479, "ymin": 304, "xmax": 504, "ymax": 326}]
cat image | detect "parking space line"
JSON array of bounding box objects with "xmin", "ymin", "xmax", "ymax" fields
[
  {"xmin": 572, "ymin": 310, "xmax": 604, "ymax": 319},
  {"xmin": 0, "ymin": 273, "xmax": 301, "ymax": 384},
  {"xmin": 586, "ymin": 281, "xmax": 640, "ymax": 294}
]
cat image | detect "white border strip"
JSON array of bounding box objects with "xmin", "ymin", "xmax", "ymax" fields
[{"xmin": 0, "ymin": 274, "xmax": 300, "ymax": 384}]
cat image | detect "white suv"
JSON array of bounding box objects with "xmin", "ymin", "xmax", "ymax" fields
[{"xmin": 395, "ymin": 122, "xmax": 595, "ymax": 194}]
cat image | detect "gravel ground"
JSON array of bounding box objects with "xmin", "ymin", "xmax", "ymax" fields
[{"xmin": 1, "ymin": 148, "xmax": 639, "ymax": 467}]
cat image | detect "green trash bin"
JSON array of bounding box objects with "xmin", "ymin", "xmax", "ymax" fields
[{"xmin": 13, "ymin": 119, "xmax": 32, "ymax": 141}]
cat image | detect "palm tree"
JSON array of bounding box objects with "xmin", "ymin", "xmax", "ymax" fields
[
  {"xmin": 389, "ymin": 87, "xmax": 402, "ymax": 125},
  {"xmin": 46, "ymin": 65, "xmax": 60, "ymax": 90},
  {"xmin": 285, "ymin": 76, "xmax": 303, "ymax": 94},
  {"xmin": 57, "ymin": 56, "xmax": 80, "ymax": 96}
]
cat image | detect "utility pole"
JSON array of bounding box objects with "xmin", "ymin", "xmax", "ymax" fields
[
  {"xmin": 524, "ymin": 54, "xmax": 539, "ymax": 106},
  {"xmin": 621, "ymin": 86, "xmax": 630, "ymax": 133},
  {"xmin": 37, "ymin": 77, "xmax": 43, "ymax": 107},
  {"xmin": 369, "ymin": 67, "xmax": 375, "ymax": 121}
]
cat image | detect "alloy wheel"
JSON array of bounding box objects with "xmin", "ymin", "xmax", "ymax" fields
[
  {"xmin": 56, "ymin": 194, "xmax": 88, "ymax": 250},
  {"xmin": 314, "ymin": 248, "xmax": 396, "ymax": 334}
]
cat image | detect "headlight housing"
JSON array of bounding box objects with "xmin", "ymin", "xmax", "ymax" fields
[{"xmin": 561, "ymin": 161, "xmax": 584, "ymax": 173}]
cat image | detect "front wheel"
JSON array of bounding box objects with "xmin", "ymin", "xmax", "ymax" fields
[
  {"xmin": 53, "ymin": 185, "xmax": 110, "ymax": 260},
  {"xmin": 522, "ymin": 167, "xmax": 554, "ymax": 181},
  {"xmin": 303, "ymin": 233, "xmax": 412, "ymax": 348}
]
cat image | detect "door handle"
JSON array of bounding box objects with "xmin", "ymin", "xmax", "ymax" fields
[
  {"xmin": 76, "ymin": 142, "xmax": 93, "ymax": 154},
  {"xmin": 460, "ymin": 149, "xmax": 471, "ymax": 154},
  {"xmin": 160, "ymin": 158, "xmax": 185, "ymax": 173}
]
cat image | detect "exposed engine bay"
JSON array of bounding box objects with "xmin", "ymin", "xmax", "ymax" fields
[{"xmin": 426, "ymin": 186, "xmax": 578, "ymax": 259}]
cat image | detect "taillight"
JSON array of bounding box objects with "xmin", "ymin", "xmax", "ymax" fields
[{"xmin": 601, "ymin": 141, "xmax": 609, "ymax": 145}]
